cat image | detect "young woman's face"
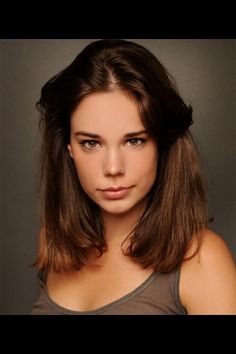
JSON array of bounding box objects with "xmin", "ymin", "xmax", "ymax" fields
[{"xmin": 68, "ymin": 90, "xmax": 158, "ymax": 216}]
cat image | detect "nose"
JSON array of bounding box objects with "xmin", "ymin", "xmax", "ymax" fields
[{"xmin": 103, "ymin": 148, "xmax": 125, "ymax": 176}]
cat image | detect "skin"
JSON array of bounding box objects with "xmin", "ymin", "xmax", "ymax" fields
[
  {"xmin": 46, "ymin": 90, "xmax": 159, "ymax": 311},
  {"xmin": 67, "ymin": 90, "xmax": 158, "ymax": 244},
  {"xmin": 180, "ymin": 229, "xmax": 236, "ymax": 314},
  {"xmin": 46, "ymin": 89, "xmax": 236, "ymax": 314}
]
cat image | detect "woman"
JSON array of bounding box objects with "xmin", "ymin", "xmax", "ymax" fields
[{"xmin": 31, "ymin": 39, "xmax": 236, "ymax": 315}]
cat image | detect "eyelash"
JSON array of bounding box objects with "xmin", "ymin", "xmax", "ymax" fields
[
  {"xmin": 79, "ymin": 138, "xmax": 146, "ymax": 150},
  {"xmin": 127, "ymin": 138, "xmax": 146, "ymax": 147}
]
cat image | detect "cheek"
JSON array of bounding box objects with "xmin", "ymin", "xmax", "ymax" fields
[
  {"xmin": 73, "ymin": 155, "xmax": 100, "ymax": 187},
  {"xmin": 128, "ymin": 149, "xmax": 158, "ymax": 180},
  {"xmin": 136, "ymin": 160, "xmax": 157, "ymax": 185}
]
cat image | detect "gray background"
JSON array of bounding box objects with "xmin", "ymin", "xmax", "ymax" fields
[{"xmin": 0, "ymin": 39, "xmax": 235, "ymax": 314}]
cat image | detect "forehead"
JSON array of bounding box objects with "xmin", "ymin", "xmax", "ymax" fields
[{"xmin": 70, "ymin": 90, "xmax": 145, "ymax": 132}]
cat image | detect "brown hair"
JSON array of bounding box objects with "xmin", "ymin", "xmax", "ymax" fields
[{"xmin": 35, "ymin": 39, "xmax": 209, "ymax": 273}]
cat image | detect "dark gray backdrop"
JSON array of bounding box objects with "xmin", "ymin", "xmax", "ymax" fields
[{"xmin": 0, "ymin": 39, "xmax": 235, "ymax": 314}]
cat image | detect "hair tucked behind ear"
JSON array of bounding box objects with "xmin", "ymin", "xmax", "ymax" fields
[{"xmin": 34, "ymin": 39, "xmax": 210, "ymax": 274}]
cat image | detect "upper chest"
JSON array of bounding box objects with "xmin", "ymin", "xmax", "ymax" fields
[{"xmin": 46, "ymin": 251, "xmax": 154, "ymax": 312}]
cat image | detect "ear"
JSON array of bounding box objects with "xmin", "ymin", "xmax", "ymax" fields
[{"xmin": 67, "ymin": 144, "xmax": 74, "ymax": 159}]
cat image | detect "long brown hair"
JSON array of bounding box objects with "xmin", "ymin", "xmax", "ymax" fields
[{"xmin": 35, "ymin": 39, "xmax": 209, "ymax": 273}]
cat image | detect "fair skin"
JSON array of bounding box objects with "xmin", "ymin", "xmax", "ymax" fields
[
  {"xmin": 180, "ymin": 229, "xmax": 236, "ymax": 314},
  {"xmin": 68, "ymin": 90, "xmax": 158, "ymax": 245},
  {"xmin": 47, "ymin": 90, "xmax": 158, "ymax": 310},
  {"xmin": 46, "ymin": 90, "xmax": 236, "ymax": 314}
]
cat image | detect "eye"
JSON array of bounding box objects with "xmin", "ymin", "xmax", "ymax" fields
[
  {"xmin": 79, "ymin": 140, "xmax": 100, "ymax": 150},
  {"xmin": 126, "ymin": 138, "xmax": 146, "ymax": 147}
]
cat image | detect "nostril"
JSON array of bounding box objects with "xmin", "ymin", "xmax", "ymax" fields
[
  {"xmin": 104, "ymin": 169, "xmax": 125, "ymax": 177},
  {"xmin": 103, "ymin": 154, "xmax": 125, "ymax": 176}
]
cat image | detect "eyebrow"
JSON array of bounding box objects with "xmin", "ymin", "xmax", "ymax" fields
[{"xmin": 74, "ymin": 130, "xmax": 148, "ymax": 138}]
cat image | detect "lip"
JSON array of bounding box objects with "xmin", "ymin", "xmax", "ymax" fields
[
  {"xmin": 99, "ymin": 186, "xmax": 133, "ymax": 200},
  {"xmin": 102, "ymin": 186, "xmax": 128, "ymax": 192}
]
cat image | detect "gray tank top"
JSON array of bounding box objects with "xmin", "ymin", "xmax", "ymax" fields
[{"xmin": 31, "ymin": 268, "xmax": 187, "ymax": 315}]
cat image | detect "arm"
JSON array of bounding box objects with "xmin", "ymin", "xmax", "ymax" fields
[{"xmin": 180, "ymin": 229, "xmax": 236, "ymax": 314}]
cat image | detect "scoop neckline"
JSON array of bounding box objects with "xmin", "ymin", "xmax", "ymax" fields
[{"xmin": 41, "ymin": 270, "xmax": 160, "ymax": 315}]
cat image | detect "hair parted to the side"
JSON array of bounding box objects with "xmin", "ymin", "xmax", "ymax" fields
[{"xmin": 34, "ymin": 39, "xmax": 210, "ymax": 274}]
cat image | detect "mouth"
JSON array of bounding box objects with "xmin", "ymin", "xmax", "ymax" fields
[{"xmin": 98, "ymin": 186, "xmax": 134, "ymax": 200}]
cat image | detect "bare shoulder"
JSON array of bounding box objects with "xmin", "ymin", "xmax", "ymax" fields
[{"xmin": 180, "ymin": 228, "xmax": 236, "ymax": 314}]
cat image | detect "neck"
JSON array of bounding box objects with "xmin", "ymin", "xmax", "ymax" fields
[{"xmin": 101, "ymin": 204, "xmax": 145, "ymax": 247}]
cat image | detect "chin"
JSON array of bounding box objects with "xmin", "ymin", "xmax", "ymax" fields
[
  {"xmin": 99, "ymin": 199, "xmax": 145, "ymax": 216},
  {"xmin": 101, "ymin": 206, "xmax": 132, "ymax": 215},
  {"xmin": 98, "ymin": 200, "xmax": 132, "ymax": 214}
]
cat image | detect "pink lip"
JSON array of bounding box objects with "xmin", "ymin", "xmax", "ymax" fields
[
  {"xmin": 99, "ymin": 186, "xmax": 133, "ymax": 200},
  {"xmin": 102, "ymin": 186, "xmax": 128, "ymax": 191}
]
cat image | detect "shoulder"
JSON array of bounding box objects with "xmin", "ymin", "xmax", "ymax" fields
[{"xmin": 179, "ymin": 228, "xmax": 236, "ymax": 314}]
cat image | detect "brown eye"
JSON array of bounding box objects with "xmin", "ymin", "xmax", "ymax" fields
[
  {"xmin": 79, "ymin": 140, "xmax": 100, "ymax": 150},
  {"xmin": 126, "ymin": 138, "xmax": 146, "ymax": 146}
]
